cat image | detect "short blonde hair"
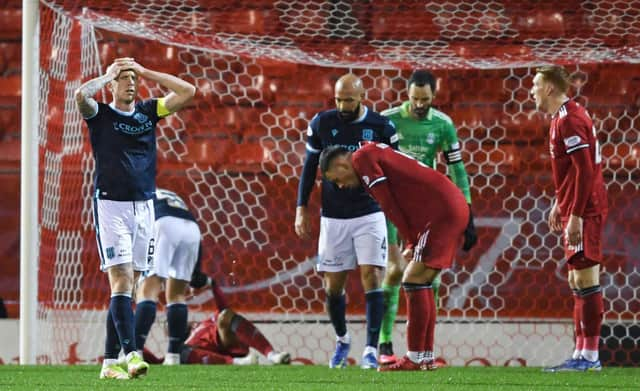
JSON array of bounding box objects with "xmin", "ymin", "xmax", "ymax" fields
[{"xmin": 536, "ymin": 65, "xmax": 571, "ymax": 94}]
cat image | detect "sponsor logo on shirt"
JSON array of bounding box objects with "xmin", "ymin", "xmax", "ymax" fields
[
  {"xmin": 333, "ymin": 143, "xmax": 359, "ymax": 151},
  {"xmin": 113, "ymin": 120, "xmax": 154, "ymax": 134}
]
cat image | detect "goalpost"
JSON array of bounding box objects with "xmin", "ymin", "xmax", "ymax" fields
[
  {"xmin": 23, "ymin": 1, "xmax": 639, "ymax": 366},
  {"xmin": 20, "ymin": 0, "xmax": 40, "ymax": 365}
]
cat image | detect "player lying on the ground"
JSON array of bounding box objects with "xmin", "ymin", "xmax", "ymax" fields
[{"xmin": 142, "ymin": 272, "xmax": 291, "ymax": 366}]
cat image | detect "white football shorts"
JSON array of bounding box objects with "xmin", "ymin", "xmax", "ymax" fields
[
  {"xmin": 94, "ymin": 198, "xmax": 155, "ymax": 272},
  {"xmin": 146, "ymin": 216, "xmax": 201, "ymax": 281},
  {"xmin": 317, "ymin": 211, "xmax": 387, "ymax": 272}
]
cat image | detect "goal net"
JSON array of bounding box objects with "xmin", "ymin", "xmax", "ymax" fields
[{"xmin": 36, "ymin": 0, "xmax": 639, "ymax": 366}]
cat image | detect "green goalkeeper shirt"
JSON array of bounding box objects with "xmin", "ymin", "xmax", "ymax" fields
[{"xmin": 381, "ymin": 101, "xmax": 472, "ymax": 203}]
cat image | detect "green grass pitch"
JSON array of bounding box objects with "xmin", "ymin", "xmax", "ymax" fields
[{"xmin": 1, "ymin": 365, "xmax": 638, "ymax": 390}]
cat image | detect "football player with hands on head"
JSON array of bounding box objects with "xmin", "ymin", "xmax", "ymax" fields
[{"xmin": 75, "ymin": 57, "xmax": 195, "ymax": 379}]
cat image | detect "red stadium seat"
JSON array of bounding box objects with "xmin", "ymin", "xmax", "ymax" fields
[
  {"xmin": 0, "ymin": 42, "xmax": 22, "ymax": 76},
  {"xmin": 464, "ymin": 143, "xmax": 522, "ymax": 176},
  {"xmin": 0, "ymin": 75, "xmax": 21, "ymax": 97},
  {"xmin": 506, "ymin": 2, "xmax": 592, "ymax": 40},
  {"xmin": 501, "ymin": 114, "xmax": 547, "ymax": 143},
  {"xmin": 0, "ymin": 42, "xmax": 21, "ymax": 76},
  {"xmin": 367, "ymin": 3, "xmax": 440, "ymax": 41},
  {"xmin": 221, "ymin": 142, "xmax": 269, "ymax": 173},
  {"xmin": 0, "ymin": 105, "xmax": 19, "ymax": 139},
  {"xmin": 602, "ymin": 143, "xmax": 640, "ymax": 170},
  {"xmin": 243, "ymin": 125, "xmax": 270, "ymax": 141},
  {"xmin": 0, "ymin": 138, "xmax": 20, "ymax": 163},
  {"xmin": 208, "ymin": 8, "xmax": 281, "ymax": 35},
  {"xmin": 184, "ymin": 136, "xmax": 233, "ymax": 168},
  {"xmin": 0, "ymin": 9, "xmax": 21, "ymax": 40}
]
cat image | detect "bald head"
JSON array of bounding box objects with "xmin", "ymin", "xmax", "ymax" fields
[
  {"xmin": 335, "ymin": 73, "xmax": 364, "ymax": 94},
  {"xmin": 334, "ymin": 73, "xmax": 364, "ymax": 122}
]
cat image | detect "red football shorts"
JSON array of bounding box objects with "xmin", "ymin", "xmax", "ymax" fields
[
  {"xmin": 564, "ymin": 214, "xmax": 606, "ymax": 270},
  {"xmin": 412, "ymin": 210, "xmax": 467, "ymax": 270}
]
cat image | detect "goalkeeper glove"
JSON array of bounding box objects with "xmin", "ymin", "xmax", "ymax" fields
[{"xmin": 462, "ymin": 204, "xmax": 478, "ymax": 251}]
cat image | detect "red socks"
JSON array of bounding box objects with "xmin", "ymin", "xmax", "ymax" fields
[
  {"xmin": 579, "ymin": 287, "xmax": 604, "ymax": 351},
  {"xmin": 573, "ymin": 291, "xmax": 584, "ymax": 352},
  {"xmin": 403, "ymin": 283, "xmax": 434, "ymax": 353},
  {"xmin": 211, "ymin": 283, "xmax": 229, "ymax": 311},
  {"xmin": 231, "ymin": 315, "xmax": 273, "ymax": 356}
]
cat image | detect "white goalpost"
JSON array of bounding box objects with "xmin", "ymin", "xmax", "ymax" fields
[{"xmin": 20, "ymin": 0, "xmax": 40, "ymax": 365}]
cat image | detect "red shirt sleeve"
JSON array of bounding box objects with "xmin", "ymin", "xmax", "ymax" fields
[
  {"xmin": 569, "ymin": 148, "xmax": 595, "ymax": 216},
  {"xmin": 559, "ymin": 115, "xmax": 595, "ymax": 217},
  {"xmin": 352, "ymin": 145, "xmax": 415, "ymax": 246}
]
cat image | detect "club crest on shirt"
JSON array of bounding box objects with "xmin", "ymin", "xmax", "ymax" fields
[
  {"xmin": 331, "ymin": 128, "xmax": 339, "ymax": 137},
  {"xmin": 362, "ymin": 129, "xmax": 373, "ymax": 141},
  {"xmin": 106, "ymin": 247, "xmax": 115, "ymax": 259},
  {"xmin": 426, "ymin": 133, "xmax": 435, "ymax": 144},
  {"xmin": 133, "ymin": 112, "xmax": 149, "ymax": 124},
  {"xmin": 362, "ymin": 175, "xmax": 370, "ymax": 185}
]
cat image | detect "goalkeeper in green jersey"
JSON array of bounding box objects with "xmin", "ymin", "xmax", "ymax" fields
[{"xmin": 378, "ymin": 70, "xmax": 477, "ymax": 364}]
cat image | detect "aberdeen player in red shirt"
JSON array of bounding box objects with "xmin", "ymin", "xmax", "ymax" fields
[
  {"xmin": 143, "ymin": 274, "xmax": 291, "ymax": 366},
  {"xmin": 531, "ymin": 65, "xmax": 608, "ymax": 372},
  {"xmin": 319, "ymin": 142, "xmax": 470, "ymax": 371}
]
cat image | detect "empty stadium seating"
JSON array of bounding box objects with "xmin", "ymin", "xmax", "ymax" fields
[{"xmin": 0, "ymin": 8, "xmax": 21, "ymax": 41}]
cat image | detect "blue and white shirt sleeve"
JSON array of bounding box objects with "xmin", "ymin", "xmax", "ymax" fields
[
  {"xmin": 305, "ymin": 114, "xmax": 322, "ymax": 155},
  {"xmin": 297, "ymin": 114, "xmax": 322, "ymax": 207},
  {"xmin": 384, "ymin": 118, "xmax": 399, "ymax": 149}
]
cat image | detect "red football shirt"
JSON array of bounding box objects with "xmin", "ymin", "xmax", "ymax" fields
[
  {"xmin": 184, "ymin": 315, "xmax": 220, "ymax": 352},
  {"xmin": 352, "ymin": 142, "xmax": 468, "ymax": 247},
  {"xmin": 549, "ymin": 100, "xmax": 607, "ymax": 218}
]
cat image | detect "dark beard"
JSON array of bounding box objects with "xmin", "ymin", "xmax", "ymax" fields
[
  {"xmin": 338, "ymin": 103, "xmax": 360, "ymax": 122},
  {"xmin": 412, "ymin": 106, "xmax": 429, "ymax": 119}
]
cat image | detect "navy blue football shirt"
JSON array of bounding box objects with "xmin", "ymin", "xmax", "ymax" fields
[
  {"xmin": 85, "ymin": 100, "xmax": 162, "ymax": 201},
  {"xmin": 154, "ymin": 188, "xmax": 196, "ymax": 222},
  {"xmin": 297, "ymin": 106, "xmax": 398, "ymax": 218}
]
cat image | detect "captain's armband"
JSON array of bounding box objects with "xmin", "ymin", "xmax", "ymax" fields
[
  {"xmin": 444, "ymin": 147, "xmax": 462, "ymax": 164},
  {"xmin": 157, "ymin": 97, "xmax": 172, "ymax": 117}
]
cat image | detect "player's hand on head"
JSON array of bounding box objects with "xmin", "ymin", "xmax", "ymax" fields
[
  {"xmin": 126, "ymin": 59, "xmax": 146, "ymax": 75},
  {"xmin": 110, "ymin": 58, "xmax": 145, "ymax": 76},
  {"xmin": 105, "ymin": 62, "xmax": 122, "ymax": 80}
]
